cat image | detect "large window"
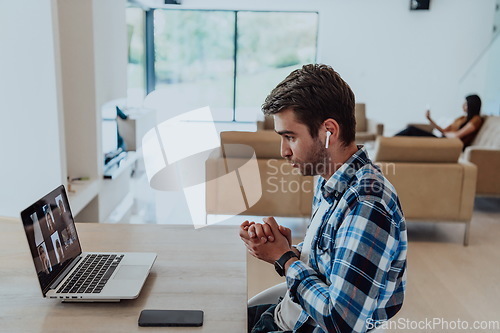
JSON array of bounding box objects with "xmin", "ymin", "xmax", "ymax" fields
[
  {"xmin": 154, "ymin": 10, "xmax": 235, "ymax": 121},
  {"xmin": 235, "ymin": 12, "xmax": 318, "ymax": 121},
  {"xmin": 126, "ymin": 7, "xmax": 146, "ymax": 106},
  {"xmin": 126, "ymin": 9, "xmax": 318, "ymax": 121}
]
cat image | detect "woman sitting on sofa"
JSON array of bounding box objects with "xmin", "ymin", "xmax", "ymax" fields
[{"xmin": 395, "ymin": 94, "xmax": 483, "ymax": 147}]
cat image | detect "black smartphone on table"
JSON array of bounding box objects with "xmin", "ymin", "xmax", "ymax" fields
[{"xmin": 138, "ymin": 309, "xmax": 204, "ymax": 327}]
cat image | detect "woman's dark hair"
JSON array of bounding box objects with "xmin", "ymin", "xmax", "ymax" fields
[
  {"xmin": 262, "ymin": 64, "xmax": 356, "ymax": 146},
  {"xmin": 461, "ymin": 94, "xmax": 482, "ymax": 129}
]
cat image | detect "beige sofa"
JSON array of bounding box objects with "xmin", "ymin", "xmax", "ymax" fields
[
  {"xmin": 462, "ymin": 116, "xmax": 500, "ymax": 196},
  {"xmin": 257, "ymin": 103, "xmax": 384, "ymax": 144},
  {"xmin": 374, "ymin": 136, "xmax": 477, "ymax": 245},
  {"xmin": 206, "ymin": 131, "xmax": 314, "ymax": 218},
  {"xmin": 354, "ymin": 103, "xmax": 384, "ymax": 143},
  {"xmin": 407, "ymin": 115, "xmax": 500, "ymax": 196}
]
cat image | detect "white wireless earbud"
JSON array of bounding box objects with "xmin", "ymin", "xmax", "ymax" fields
[{"xmin": 325, "ymin": 131, "xmax": 331, "ymax": 149}]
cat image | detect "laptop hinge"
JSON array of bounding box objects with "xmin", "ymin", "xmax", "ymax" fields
[{"xmin": 49, "ymin": 256, "xmax": 82, "ymax": 291}]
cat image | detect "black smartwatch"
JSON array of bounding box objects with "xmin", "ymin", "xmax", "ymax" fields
[{"xmin": 274, "ymin": 251, "xmax": 299, "ymax": 277}]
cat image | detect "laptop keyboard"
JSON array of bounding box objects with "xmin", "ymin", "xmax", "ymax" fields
[{"xmin": 57, "ymin": 254, "xmax": 123, "ymax": 294}]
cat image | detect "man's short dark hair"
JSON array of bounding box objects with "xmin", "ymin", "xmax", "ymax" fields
[{"xmin": 262, "ymin": 64, "xmax": 356, "ymax": 145}]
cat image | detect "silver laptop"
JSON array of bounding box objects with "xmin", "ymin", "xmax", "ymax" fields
[{"xmin": 20, "ymin": 185, "xmax": 157, "ymax": 302}]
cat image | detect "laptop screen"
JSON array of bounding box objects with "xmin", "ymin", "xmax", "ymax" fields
[{"xmin": 20, "ymin": 185, "xmax": 82, "ymax": 296}]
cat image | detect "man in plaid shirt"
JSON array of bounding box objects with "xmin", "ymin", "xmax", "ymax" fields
[{"xmin": 240, "ymin": 64, "xmax": 407, "ymax": 333}]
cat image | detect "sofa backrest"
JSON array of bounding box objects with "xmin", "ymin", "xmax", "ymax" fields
[
  {"xmin": 262, "ymin": 115, "xmax": 275, "ymax": 130},
  {"xmin": 374, "ymin": 136, "xmax": 463, "ymax": 163},
  {"xmin": 470, "ymin": 116, "xmax": 500, "ymax": 148},
  {"xmin": 355, "ymin": 103, "xmax": 367, "ymax": 132},
  {"xmin": 220, "ymin": 131, "xmax": 282, "ymax": 159},
  {"xmin": 260, "ymin": 104, "xmax": 367, "ymax": 133}
]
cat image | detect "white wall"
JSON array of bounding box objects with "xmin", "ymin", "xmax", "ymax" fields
[
  {"xmin": 93, "ymin": 0, "xmax": 128, "ymax": 169},
  {"xmin": 157, "ymin": 0, "xmax": 496, "ymax": 133},
  {"xmin": 460, "ymin": 0, "xmax": 500, "ymax": 115},
  {"xmin": 321, "ymin": 0, "xmax": 496, "ymax": 133},
  {"xmin": 93, "ymin": 0, "xmax": 128, "ymax": 106},
  {"xmin": 58, "ymin": 0, "xmax": 99, "ymax": 180},
  {"xmin": 57, "ymin": 0, "xmax": 127, "ymax": 180},
  {"xmin": 0, "ymin": 0, "xmax": 64, "ymax": 217}
]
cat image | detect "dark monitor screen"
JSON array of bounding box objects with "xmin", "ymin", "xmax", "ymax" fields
[
  {"xmin": 410, "ymin": 0, "xmax": 430, "ymax": 10},
  {"xmin": 20, "ymin": 185, "xmax": 82, "ymax": 296}
]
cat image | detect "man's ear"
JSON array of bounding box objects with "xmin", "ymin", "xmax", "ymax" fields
[{"xmin": 322, "ymin": 118, "xmax": 340, "ymax": 141}]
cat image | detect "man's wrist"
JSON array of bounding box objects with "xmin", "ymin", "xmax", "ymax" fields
[
  {"xmin": 274, "ymin": 250, "xmax": 299, "ymax": 277},
  {"xmin": 284, "ymin": 257, "xmax": 299, "ymax": 274},
  {"xmin": 290, "ymin": 247, "xmax": 301, "ymax": 257}
]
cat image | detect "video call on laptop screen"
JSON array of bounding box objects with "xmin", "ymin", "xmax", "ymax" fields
[{"xmin": 20, "ymin": 185, "xmax": 82, "ymax": 295}]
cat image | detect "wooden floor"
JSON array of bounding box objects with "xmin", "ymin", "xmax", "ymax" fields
[{"xmin": 247, "ymin": 197, "xmax": 500, "ymax": 333}]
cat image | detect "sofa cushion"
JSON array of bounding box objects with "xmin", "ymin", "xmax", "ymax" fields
[
  {"xmin": 470, "ymin": 116, "xmax": 500, "ymax": 148},
  {"xmin": 374, "ymin": 136, "xmax": 463, "ymax": 163}
]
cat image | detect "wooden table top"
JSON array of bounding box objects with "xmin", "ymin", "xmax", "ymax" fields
[{"xmin": 0, "ymin": 217, "xmax": 247, "ymax": 332}]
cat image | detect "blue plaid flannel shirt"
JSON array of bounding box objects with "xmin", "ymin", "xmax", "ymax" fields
[{"xmin": 286, "ymin": 147, "xmax": 407, "ymax": 333}]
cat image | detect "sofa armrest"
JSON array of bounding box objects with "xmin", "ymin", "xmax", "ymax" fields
[
  {"xmin": 463, "ymin": 146, "xmax": 500, "ymax": 160},
  {"xmin": 463, "ymin": 146, "xmax": 500, "ymax": 195},
  {"xmin": 367, "ymin": 118, "xmax": 384, "ymax": 136}
]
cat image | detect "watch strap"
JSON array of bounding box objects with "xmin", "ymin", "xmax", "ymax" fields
[{"xmin": 274, "ymin": 251, "xmax": 298, "ymax": 277}]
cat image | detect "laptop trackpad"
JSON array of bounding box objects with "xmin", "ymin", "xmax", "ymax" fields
[{"xmin": 113, "ymin": 265, "xmax": 147, "ymax": 280}]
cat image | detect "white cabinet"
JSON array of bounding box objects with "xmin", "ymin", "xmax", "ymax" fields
[{"xmin": 57, "ymin": 0, "xmax": 129, "ymax": 222}]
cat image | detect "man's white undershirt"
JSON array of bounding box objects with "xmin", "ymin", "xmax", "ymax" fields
[{"xmin": 274, "ymin": 201, "xmax": 329, "ymax": 330}]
